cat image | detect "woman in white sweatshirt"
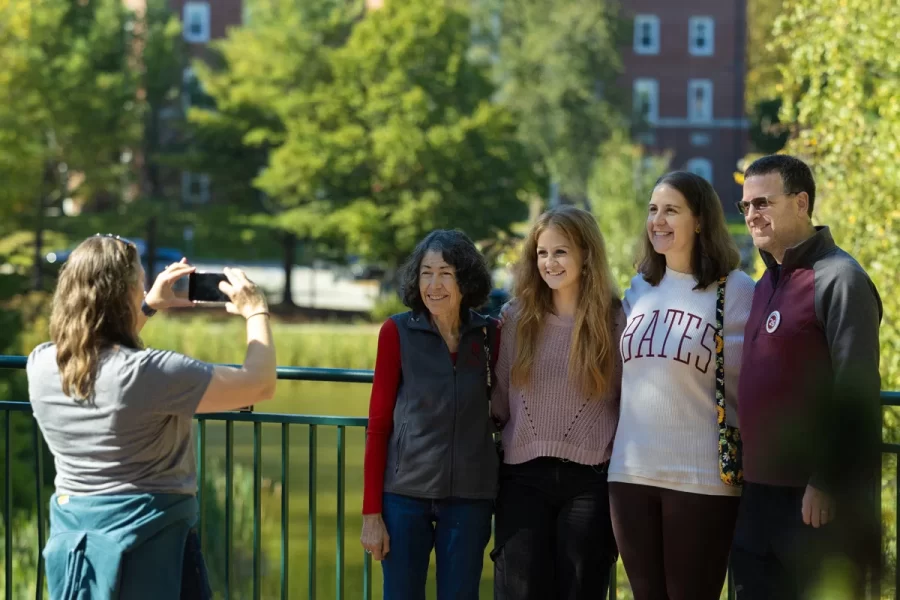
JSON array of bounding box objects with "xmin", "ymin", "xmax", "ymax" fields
[{"xmin": 608, "ymin": 171, "xmax": 755, "ymax": 600}]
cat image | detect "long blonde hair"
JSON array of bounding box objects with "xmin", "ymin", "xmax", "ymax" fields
[
  {"xmin": 49, "ymin": 236, "xmax": 143, "ymax": 401},
  {"xmin": 511, "ymin": 206, "xmax": 619, "ymax": 396}
]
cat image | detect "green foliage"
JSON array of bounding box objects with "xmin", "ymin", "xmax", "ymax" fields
[
  {"xmin": 749, "ymin": 98, "xmax": 790, "ymax": 155},
  {"xmin": 589, "ymin": 130, "xmax": 671, "ymax": 291},
  {"xmin": 369, "ymin": 294, "xmax": 407, "ymax": 323},
  {"xmin": 767, "ymin": 2, "xmax": 900, "ymax": 589},
  {"xmin": 192, "ymin": 0, "xmax": 538, "ymax": 266},
  {"xmin": 485, "ymin": 0, "xmax": 625, "ymax": 203},
  {"xmin": 0, "ymin": 0, "xmax": 141, "ymax": 220},
  {"xmin": 772, "ymin": 0, "xmax": 899, "ymax": 391},
  {"xmin": 746, "ymin": 0, "xmax": 787, "ymax": 109}
]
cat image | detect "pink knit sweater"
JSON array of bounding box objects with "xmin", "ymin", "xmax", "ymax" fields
[{"xmin": 491, "ymin": 306, "xmax": 624, "ymax": 466}]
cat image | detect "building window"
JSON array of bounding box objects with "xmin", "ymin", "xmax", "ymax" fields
[
  {"xmin": 688, "ymin": 79, "xmax": 713, "ymax": 123},
  {"xmin": 689, "ymin": 17, "xmax": 714, "ymax": 56},
  {"xmin": 633, "ymin": 78, "xmax": 659, "ymax": 124},
  {"xmin": 686, "ymin": 158, "xmax": 713, "ymax": 182},
  {"xmin": 183, "ymin": 2, "xmax": 210, "ymax": 43},
  {"xmin": 182, "ymin": 172, "xmax": 211, "ymax": 204},
  {"xmin": 633, "ymin": 15, "xmax": 660, "ymax": 55}
]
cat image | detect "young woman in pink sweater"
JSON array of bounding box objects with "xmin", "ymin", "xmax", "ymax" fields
[{"xmin": 491, "ymin": 206, "xmax": 624, "ymax": 599}]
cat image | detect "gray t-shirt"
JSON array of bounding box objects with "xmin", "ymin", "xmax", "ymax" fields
[{"xmin": 27, "ymin": 342, "xmax": 213, "ymax": 496}]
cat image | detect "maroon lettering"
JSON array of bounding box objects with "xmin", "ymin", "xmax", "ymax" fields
[
  {"xmin": 659, "ymin": 309, "xmax": 684, "ymax": 358},
  {"xmin": 620, "ymin": 314, "xmax": 644, "ymax": 363},
  {"xmin": 696, "ymin": 322, "xmax": 716, "ymax": 373},
  {"xmin": 635, "ymin": 310, "xmax": 660, "ymax": 358},
  {"xmin": 674, "ymin": 313, "xmax": 703, "ymax": 365}
]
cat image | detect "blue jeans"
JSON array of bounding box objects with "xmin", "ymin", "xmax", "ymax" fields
[{"xmin": 381, "ymin": 492, "xmax": 493, "ymax": 600}]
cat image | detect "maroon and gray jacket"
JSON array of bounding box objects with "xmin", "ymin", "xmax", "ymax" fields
[{"xmin": 737, "ymin": 226, "xmax": 882, "ymax": 492}]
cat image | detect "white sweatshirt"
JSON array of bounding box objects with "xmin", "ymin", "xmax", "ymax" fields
[{"xmin": 608, "ymin": 267, "xmax": 755, "ymax": 496}]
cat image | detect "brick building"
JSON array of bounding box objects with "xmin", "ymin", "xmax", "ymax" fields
[{"xmin": 622, "ymin": 0, "xmax": 749, "ymax": 213}]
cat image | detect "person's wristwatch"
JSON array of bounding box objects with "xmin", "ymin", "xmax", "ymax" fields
[{"xmin": 141, "ymin": 300, "xmax": 157, "ymax": 317}]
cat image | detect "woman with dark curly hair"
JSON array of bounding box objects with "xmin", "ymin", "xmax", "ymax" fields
[{"xmin": 360, "ymin": 229, "xmax": 500, "ymax": 600}]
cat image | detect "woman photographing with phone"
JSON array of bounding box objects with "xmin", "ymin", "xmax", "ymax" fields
[{"xmin": 27, "ymin": 234, "xmax": 277, "ymax": 599}]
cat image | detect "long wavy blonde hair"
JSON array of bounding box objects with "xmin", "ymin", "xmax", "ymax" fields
[
  {"xmin": 49, "ymin": 236, "xmax": 143, "ymax": 401},
  {"xmin": 511, "ymin": 206, "xmax": 620, "ymax": 397}
]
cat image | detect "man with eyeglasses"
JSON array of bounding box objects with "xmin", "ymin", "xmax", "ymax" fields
[{"xmin": 730, "ymin": 154, "xmax": 882, "ymax": 598}]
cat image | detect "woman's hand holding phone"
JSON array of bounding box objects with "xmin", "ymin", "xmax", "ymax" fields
[
  {"xmin": 145, "ymin": 258, "xmax": 197, "ymax": 311},
  {"xmin": 218, "ymin": 267, "xmax": 268, "ymax": 319}
]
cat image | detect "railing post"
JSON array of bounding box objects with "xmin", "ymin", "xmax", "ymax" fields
[
  {"xmin": 609, "ymin": 561, "xmax": 616, "ymax": 599},
  {"xmin": 253, "ymin": 422, "xmax": 262, "ymax": 600},
  {"xmin": 894, "ymin": 454, "xmax": 900, "ymax": 598},
  {"xmin": 363, "ymin": 552, "xmax": 372, "ymax": 600},
  {"xmin": 197, "ymin": 420, "xmax": 207, "ymax": 557},
  {"xmin": 33, "ymin": 421, "xmax": 45, "ymax": 600},
  {"xmin": 225, "ymin": 420, "xmax": 234, "ymax": 600},
  {"xmin": 4, "ymin": 410, "xmax": 12, "ymax": 600},
  {"xmin": 309, "ymin": 425, "xmax": 317, "ymax": 600},
  {"xmin": 281, "ymin": 423, "xmax": 291, "ymax": 600},
  {"xmin": 336, "ymin": 425, "xmax": 346, "ymax": 600}
]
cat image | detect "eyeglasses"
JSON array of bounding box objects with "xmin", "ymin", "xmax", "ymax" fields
[
  {"xmin": 734, "ymin": 192, "xmax": 798, "ymax": 215},
  {"xmin": 94, "ymin": 233, "xmax": 132, "ymax": 245},
  {"xmin": 93, "ymin": 233, "xmax": 137, "ymax": 254}
]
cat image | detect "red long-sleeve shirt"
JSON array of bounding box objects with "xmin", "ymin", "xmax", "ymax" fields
[{"xmin": 362, "ymin": 318, "xmax": 500, "ymax": 514}]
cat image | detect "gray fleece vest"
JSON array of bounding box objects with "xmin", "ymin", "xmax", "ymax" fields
[{"xmin": 382, "ymin": 310, "xmax": 499, "ymax": 501}]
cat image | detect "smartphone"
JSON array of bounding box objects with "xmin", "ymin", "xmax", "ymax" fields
[{"xmin": 189, "ymin": 272, "xmax": 229, "ymax": 303}]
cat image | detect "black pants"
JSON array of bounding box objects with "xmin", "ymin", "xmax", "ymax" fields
[
  {"xmin": 609, "ymin": 482, "xmax": 740, "ymax": 600},
  {"xmin": 731, "ymin": 482, "xmax": 873, "ymax": 600},
  {"xmin": 492, "ymin": 457, "xmax": 618, "ymax": 600},
  {"xmin": 180, "ymin": 528, "xmax": 212, "ymax": 600}
]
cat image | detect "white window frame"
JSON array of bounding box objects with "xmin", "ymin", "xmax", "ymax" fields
[
  {"xmin": 633, "ymin": 78, "xmax": 659, "ymax": 125},
  {"xmin": 182, "ymin": 172, "xmax": 211, "ymax": 204},
  {"xmin": 633, "ymin": 15, "xmax": 660, "ymax": 55},
  {"xmin": 688, "ymin": 16, "xmax": 714, "ymax": 56},
  {"xmin": 688, "ymin": 79, "xmax": 713, "ymax": 123},
  {"xmin": 686, "ymin": 158, "xmax": 713, "ymax": 182},
  {"xmin": 183, "ymin": 2, "xmax": 210, "ymax": 43}
]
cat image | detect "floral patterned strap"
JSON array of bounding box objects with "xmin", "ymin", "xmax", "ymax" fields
[{"xmin": 715, "ymin": 276, "xmax": 744, "ymax": 487}]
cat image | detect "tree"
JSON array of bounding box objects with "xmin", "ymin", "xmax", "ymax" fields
[
  {"xmin": 480, "ymin": 0, "xmax": 625, "ymax": 207},
  {"xmin": 744, "ymin": 0, "xmax": 792, "ymax": 154},
  {"xmin": 280, "ymin": 0, "xmax": 538, "ymax": 263},
  {"xmin": 0, "ymin": 0, "xmax": 142, "ymax": 288},
  {"xmin": 192, "ymin": 0, "xmax": 539, "ymax": 279},
  {"xmin": 589, "ymin": 129, "xmax": 670, "ymax": 291},
  {"xmin": 769, "ymin": 0, "xmax": 898, "ymax": 391},
  {"xmin": 185, "ymin": 0, "xmax": 355, "ymax": 306}
]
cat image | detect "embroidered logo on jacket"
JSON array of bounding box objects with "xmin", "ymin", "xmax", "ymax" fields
[{"xmin": 765, "ymin": 310, "xmax": 781, "ymax": 333}]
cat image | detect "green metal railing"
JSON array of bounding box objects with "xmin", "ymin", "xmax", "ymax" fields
[{"xmin": 1, "ymin": 353, "xmax": 899, "ymax": 600}]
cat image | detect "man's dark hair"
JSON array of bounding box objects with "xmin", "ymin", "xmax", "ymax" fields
[
  {"xmin": 744, "ymin": 154, "xmax": 817, "ymax": 217},
  {"xmin": 398, "ymin": 229, "xmax": 492, "ymax": 318}
]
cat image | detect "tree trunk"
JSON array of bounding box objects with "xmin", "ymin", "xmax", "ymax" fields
[
  {"xmin": 145, "ymin": 216, "xmax": 158, "ymax": 289},
  {"xmin": 31, "ymin": 160, "xmax": 55, "ymax": 291},
  {"xmin": 32, "ymin": 191, "xmax": 44, "ymax": 292},
  {"xmin": 281, "ymin": 232, "xmax": 297, "ymax": 307}
]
